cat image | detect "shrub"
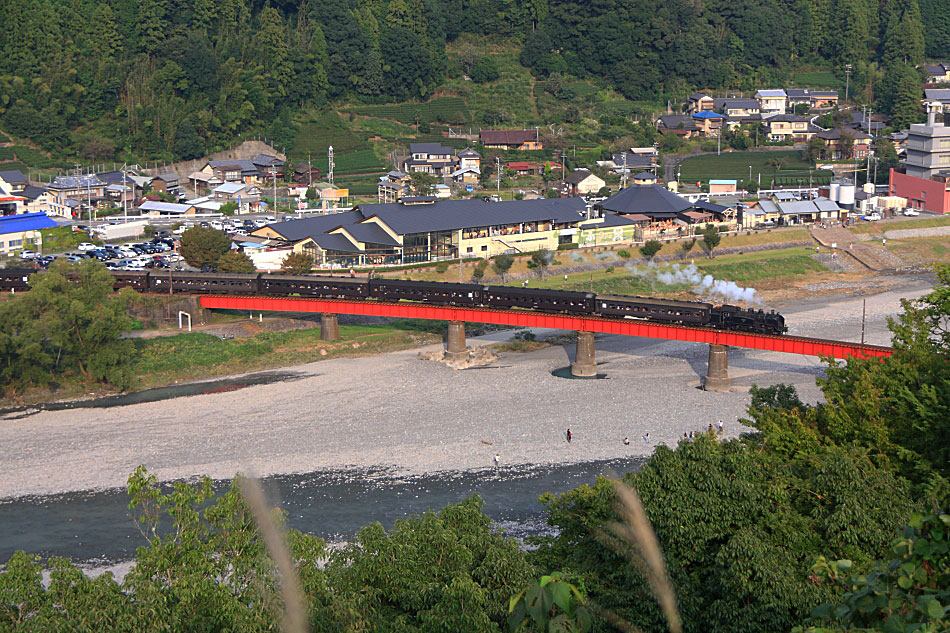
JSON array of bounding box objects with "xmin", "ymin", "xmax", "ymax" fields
[
  {"xmin": 639, "ymin": 240, "xmax": 662, "ymax": 260},
  {"xmin": 557, "ymin": 243, "xmax": 577, "ymax": 250},
  {"xmin": 606, "ymin": 266, "xmax": 615, "ymax": 273},
  {"xmin": 435, "ymin": 262, "xmax": 449, "ymax": 274},
  {"xmin": 617, "ymin": 249, "xmax": 631, "ymax": 258}
]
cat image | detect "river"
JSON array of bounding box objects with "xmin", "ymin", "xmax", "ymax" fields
[{"xmin": 0, "ymin": 457, "xmax": 645, "ymax": 569}]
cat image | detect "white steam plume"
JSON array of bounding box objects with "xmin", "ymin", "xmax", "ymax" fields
[{"xmin": 626, "ymin": 262, "xmax": 759, "ymax": 304}]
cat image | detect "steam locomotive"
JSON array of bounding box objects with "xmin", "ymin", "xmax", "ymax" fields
[{"xmin": 0, "ymin": 268, "xmax": 787, "ymax": 336}]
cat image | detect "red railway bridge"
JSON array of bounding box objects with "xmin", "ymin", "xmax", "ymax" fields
[{"xmin": 199, "ymin": 295, "xmax": 893, "ymax": 390}]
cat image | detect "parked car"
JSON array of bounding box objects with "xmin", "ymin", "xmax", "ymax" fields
[
  {"xmin": 19, "ymin": 250, "xmax": 37, "ymax": 259},
  {"xmin": 754, "ymin": 221, "xmax": 776, "ymax": 230},
  {"xmin": 903, "ymin": 209, "xmax": 920, "ymax": 216},
  {"xmin": 77, "ymin": 242, "xmax": 97, "ymax": 251},
  {"xmin": 209, "ymin": 220, "xmax": 224, "ymax": 231},
  {"xmin": 65, "ymin": 255, "xmax": 82, "ymax": 262},
  {"xmin": 862, "ymin": 213, "xmax": 882, "ymax": 221}
]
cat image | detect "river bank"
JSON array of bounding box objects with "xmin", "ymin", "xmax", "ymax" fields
[{"xmin": 0, "ymin": 274, "xmax": 933, "ymax": 500}]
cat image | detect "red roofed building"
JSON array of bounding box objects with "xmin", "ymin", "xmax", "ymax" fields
[
  {"xmin": 506, "ymin": 161, "xmax": 539, "ymax": 176},
  {"xmin": 480, "ymin": 129, "xmax": 543, "ymax": 150}
]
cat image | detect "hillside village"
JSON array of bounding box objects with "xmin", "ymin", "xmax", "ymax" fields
[{"xmin": 1, "ymin": 72, "xmax": 949, "ymax": 271}]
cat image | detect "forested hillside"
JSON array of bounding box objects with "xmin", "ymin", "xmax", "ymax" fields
[{"xmin": 0, "ymin": 0, "xmax": 942, "ymax": 162}]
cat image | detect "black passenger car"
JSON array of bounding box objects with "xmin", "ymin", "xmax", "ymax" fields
[
  {"xmin": 149, "ymin": 272, "xmax": 260, "ymax": 294},
  {"xmin": 483, "ymin": 286, "xmax": 594, "ymax": 314},
  {"xmin": 370, "ymin": 279, "xmax": 484, "ymax": 306},
  {"xmin": 261, "ymin": 274, "xmax": 369, "ymax": 298}
]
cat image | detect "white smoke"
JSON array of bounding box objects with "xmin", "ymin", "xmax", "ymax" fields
[
  {"xmin": 594, "ymin": 251, "xmax": 618, "ymax": 262},
  {"xmin": 626, "ymin": 262, "xmax": 759, "ymax": 304},
  {"xmin": 569, "ymin": 251, "xmax": 586, "ymax": 263}
]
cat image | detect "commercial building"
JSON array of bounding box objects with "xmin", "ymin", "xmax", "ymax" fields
[
  {"xmin": 903, "ymin": 104, "xmax": 950, "ymax": 180},
  {"xmin": 253, "ymin": 198, "xmax": 594, "ymax": 267},
  {"xmin": 0, "ymin": 212, "xmax": 57, "ymax": 254}
]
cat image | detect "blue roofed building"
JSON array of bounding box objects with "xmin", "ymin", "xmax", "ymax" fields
[{"xmin": 0, "ymin": 212, "xmax": 57, "ymax": 255}]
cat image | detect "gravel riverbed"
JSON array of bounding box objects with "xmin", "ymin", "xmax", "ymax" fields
[{"xmin": 0, "ymin": 276, "xmax": 934, "ymax": 500}]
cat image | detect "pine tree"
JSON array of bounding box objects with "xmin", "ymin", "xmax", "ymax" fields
[
  {"xmin": 881, "ymin": 0, "xmax": 924, "ymax": 66},
  {"xmin": 136, "ymin": 0, "xmax": 168, "ymax": 55},
  {"xmin": 254, "ymin": 7, "xmax": 292, "ymax": 97}
]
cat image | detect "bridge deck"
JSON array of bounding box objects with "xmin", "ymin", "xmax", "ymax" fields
[{"xmin": 198, "ymin": 295, "xmax": 893, "ymax": 360}]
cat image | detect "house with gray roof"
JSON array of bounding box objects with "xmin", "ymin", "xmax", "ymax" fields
[
  {"xmin": 713, "ymin": 98, "xmax": 760, "ymax": 117},
  {"xmin": 595, "ymin": 184, "xmax": 693, "ymax": 220},
  {"xmin": 0, "ymin": 170, "xmax": 28, "ymax": 193},
  {"xmin": 402, "ymin": 143, "xmax": 459, "ymax": 177}
]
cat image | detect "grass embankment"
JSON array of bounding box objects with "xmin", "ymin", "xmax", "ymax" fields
[
  {"xmin": 525, "ymin": 247, "xmax": 826, "ymax": 296},
  {"xmin": 381, "ymin": 228, "xmax": 812, "ymax": 284},
  {"xmin": 132, "ymin": 324, "xmax": 440, "ymax": 388},
  {"xmin": 885, "ymin": 236, "xmax": 950, "ymax": 266},
  {"xmin": 848, "ymin": 216, "xmax": 950, "ymax": 234}
]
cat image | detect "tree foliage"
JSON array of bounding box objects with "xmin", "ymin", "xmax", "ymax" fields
[
  {"xmin": 701, "ymin": 227, "xmax": 721, "ymax": 257},
  {"xmin": 216, "ymin": 250, "xmax": 256, "ymax": 273},
  {"xmin": 492, "ymin": 253, "xmax": 515, "ymax": 281},
  {"xmin": 179, "ymin": 227, "xmax": 231, "ymax": 270},
  {"xmin": 640, "ymin": 240, "xmax": 662, "ymax": 260},
  {"xmin": 281, "ymin": 252, "xmax": 314, "ymax": 275},
  {"xmin": 0, "ymin": 260, "xmax": 136, "ymax": 393}
]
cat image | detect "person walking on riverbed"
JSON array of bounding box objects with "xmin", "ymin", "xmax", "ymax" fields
[
  {"xmin": 566, "ymin": 428, "xmax": 572, "ymax": 443},
  {"xmin": 493, "ymin": 454, "xmax": 500, "ymax": 467}
]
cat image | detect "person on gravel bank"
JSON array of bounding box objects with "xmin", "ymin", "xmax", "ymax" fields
[{"xmin": 566, "ymin": 428, "xmax": 572, "ymax": 443}]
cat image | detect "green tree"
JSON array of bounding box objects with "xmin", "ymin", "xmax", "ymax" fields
[
  {"xmin": 409, "ymin": 171, "xmax": 438, "ymax": 196},
  {"xmin": 796, "ymin": 512, "xmax": 950, "ymax": 633},
  {"xmin": 472, "ymin": 259, "xmax": 488, "ymax": 281},
  {"xmin": 880, "ymin": 0, "xmax": 925, "ymax": 66},
  {"xmin": 880, "ymin": 64, "xmax": 924, "ymax": 129},
  {"xmin": 508, "ymin": 572, "xmax": 592, "ymax": 633},
  {"xmin": 492, "ymin": 253, "xmax": 515, "ymax": 282},
  {"xmin": 804, "ymin": 136, "xmax": 827, "ymax": 162},
  {"xmin": 680, "ymin": 238, "xmax": 696, "ymax": 259},
  {"xmin": 173, "ymin": 119, "xmax": 205, "ymax": 160},
  {"xmin": 216, "ymin": 250, "xmax": 255, "ymax": 273},
  {"xmin": 179, "ymin": 227, "xmax": 231, "ymax": 270},
  {"xmin": 0, "ymin": 260, "xmax": 136, "ymax": 392},
  {"xmin": 219, "ymin": 202, "xmax": 238, "ymax": 215},
  {"xmin": 839, "ymin": 132, "xmax": 855, "ymax": 160},
  {"xmin": 529, "ymin": 249, "xmax": 554, "ymax": 278},
  {"xmin": 470, "ymin": 55, "xmax": 500, "ymax": 83},
  {"xmin": 640, "ymin": 240, "xmax": 662, "ymax": 260},
  {"xmin": 281, "ymin": 251, "xmax": 313, "ymax": 275},
  {"xmin": 701, "ymin": 227, "xmax": 721, "ymax": 257},
  {"xmin": 305, "ymin": 186, "xmax": 317, "ymax": 202}
]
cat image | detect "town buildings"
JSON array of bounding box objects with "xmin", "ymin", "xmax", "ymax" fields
[{"xmin": 479, "ymin": 129, "xmax": 543, "ymax": 150}]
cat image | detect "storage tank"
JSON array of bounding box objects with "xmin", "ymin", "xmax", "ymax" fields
[
  {"xmin": 838, "ymin": 181, "xmax": 855, "ymax": 206},
  {"xmin": 829, "ymin": 180, "xmax": 840, "ymax": 202}
]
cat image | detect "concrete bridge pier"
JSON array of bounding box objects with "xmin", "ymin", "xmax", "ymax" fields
[
  {"xmin": 703, "ymin": 344, "xmax": 730, "ymax": 391},
  {"xmin": 571, "ymin": 331, "xmax": 597, "ymax": 377},
  {"xmin": 445, "ymin": 321, "xmax": 467, "ymax": 361},
  {"xmin": 320, "ymin": 313, "xmax": 339, "ymax": 342}
]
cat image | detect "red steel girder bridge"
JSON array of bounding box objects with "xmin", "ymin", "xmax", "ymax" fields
[{"xmin": 199, "ymin": 295, "xmax": 892, "ymax": 387}]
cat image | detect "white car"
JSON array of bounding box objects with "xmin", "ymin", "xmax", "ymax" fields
[
  {"xmin": 19, "ymin": 250, "xmax": 38, "ymax": 259},
  {"xmin": 209, "ymin": 221, "xmax": 224, "ymax": 231},
  {"xmin": 77, "ymin": 242, "xmax": 97, "ymax": 251},
  {"xmin": 903, "ymin": 209, "xmax": 920, "ymax": 216},
  {"xmin": 862, "ymin": 213, "xmax": 882, "ymax": 221}
]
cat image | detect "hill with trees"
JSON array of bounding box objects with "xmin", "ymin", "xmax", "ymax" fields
[{"xmin": 0, "ymin": 0, "xmax": 944, "ymax": 166}]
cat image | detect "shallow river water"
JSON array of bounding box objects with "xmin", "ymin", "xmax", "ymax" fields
[{"xmin": 0, "ymin": 457, "xmax": 645, "ymax": 568}]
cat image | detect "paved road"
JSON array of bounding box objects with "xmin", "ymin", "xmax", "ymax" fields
[{"xmin": 0, "ymin": 277, "xmax": 933, "ymax": 499}]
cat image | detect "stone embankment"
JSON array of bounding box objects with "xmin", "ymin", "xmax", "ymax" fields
[{"xmin": 809, "ymin": 226, "xmax": 905, "ymax": 272}]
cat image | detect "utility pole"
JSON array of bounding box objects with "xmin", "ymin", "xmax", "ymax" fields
[
  {"xmin": 621, "ymin": 152, "xmax": 627, "ymax": 189},
  {"xmin": 327, "ymin": 146, "xmax": 334, "ymax": 185},
  {"xmin": 495, "ymin": 156, "xmax": 501, "ymax": 192},
  {"xmin": 271, "ymin": 165, "xmax": 278, "ymax": 215},
  {"xmin": 860, "ymin": 299, "xmax": 866, "ymax": 344},
  {"xmin": 845, "ymin": 64, "xmax": 852, "ymax": 103},
  {"xmin": 122, "ymin": 163, "xmax": 129, "ymax": 223}
]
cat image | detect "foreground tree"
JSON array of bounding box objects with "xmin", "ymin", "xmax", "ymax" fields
[
  {"xmin": 0, "ymin": 260, "xmax": 136, "ymax": 393},
  {"xmin": 216, "ymin": 250, "xmax": 256, "ymax": 273},
  {"xmin": 281, "ymin": 252, "xmax": 314, "ymax": 275},
  {"xmin": 701, "ymin": 227, "xmax": 721, "ymax": 257},
  {"xmin": 748, "ymin": 264, "xmax": 950, "ymax": 505},
  {"xmin": 179, "ymin": 227, "xmax": 231, "ymax": 270},
  {"xmin": 640, "ymin": 240, "xmax": 662, "ymax": 260},
  {"xmin": 492, "ymin": 253, "xmax": 515, "ymax": 282}
]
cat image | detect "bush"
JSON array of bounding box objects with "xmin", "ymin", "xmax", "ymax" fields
[
  {"xmin": 639, "ymin": 240, "xmax": 662, "ymax": 260},
  {"xmin": 472, "ymin": 259, "xmax": 488, "ymax": 281},
  {"xmin": 617, "ymin": 249, "xmax": 631, "ymax": 258},
  {"xmin": 470, "ymin": 56, "xmax": 500, "ymax": 83},
  {"xmin": 605, "ymin": 266, "xmax": 614, "ymax": 273},
  {"xmin": 435, "ymin": 262, "xmax": 449, "ymax": 274},
  {"xmin": 557, "ymin": 243, "xmax": 578, "ymax": 250},
  {"xmin": 219, "ymin": 202, "xmax": 238, "ymax": 216}
]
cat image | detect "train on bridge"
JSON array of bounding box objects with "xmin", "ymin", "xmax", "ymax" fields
[{"xmin": 0, "ymin": 268, "xmax": 788, "ymax": 336}]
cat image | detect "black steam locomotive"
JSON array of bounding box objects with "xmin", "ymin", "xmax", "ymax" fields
[{"xmin": 0, "ymin": 268, "xmax": 787, "ymax": 336}]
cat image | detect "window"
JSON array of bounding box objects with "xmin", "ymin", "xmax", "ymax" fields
[
  {"xmin": 481, "ymin": 245, "xmax": 488, "ymax": 251},
  {"xmin": 466, "ymin": 247, "xmax": 473, "ymax": 253},
  {"xmin": 8, "ymin": 239, "xmax": 22, "ymax": 248}
]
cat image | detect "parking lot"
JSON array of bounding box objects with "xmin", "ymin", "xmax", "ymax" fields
[{"xmin": 17, "ymin": 216, "xmax": 276, "ymax": 271}]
